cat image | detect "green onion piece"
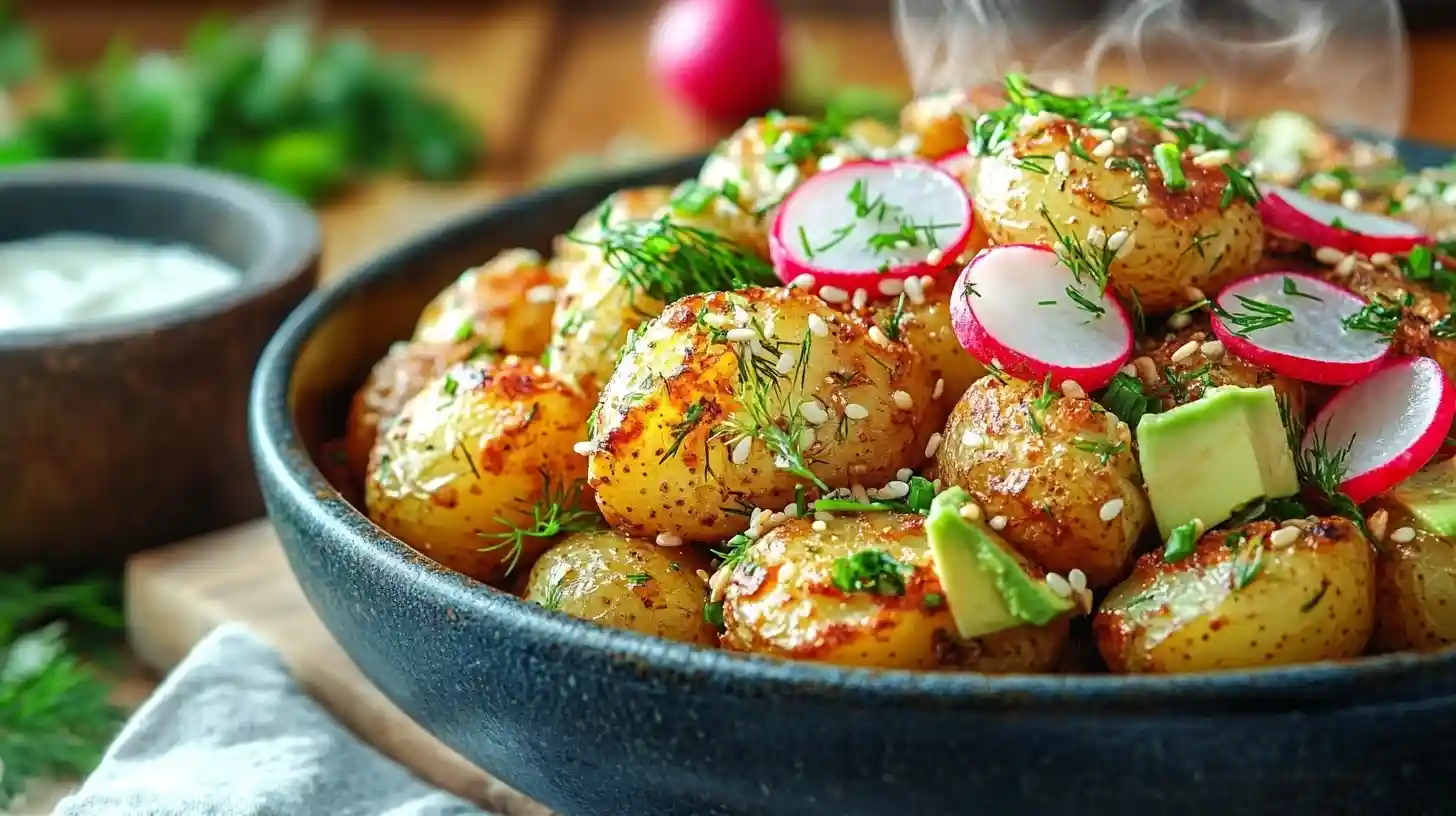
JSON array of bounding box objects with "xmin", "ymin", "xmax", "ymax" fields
[
  {"xmin": 812, "ymin": 499, "xmax": 895, "ymax": 514},
  {"xmin": 1163, "ymin": 519, "xmax": 1200, "ymax": 563},
  {"xmin": 1153, "ymin": 142, "xmax": 1187, "ymax": 190},
  {"xmin": 1098, "ymin": 372, "xmax": 1159, "ymax": 427},
  {"xmin": 703, "ymin": 601, "xmax": 725, "ymax": 629},
  {"xmin": 670, "ymin": 180, "xmax": 719, "ymax": 215},
  {"xmin": 905, "ymin": 476, "xmax": 936, "ymax": 513}
]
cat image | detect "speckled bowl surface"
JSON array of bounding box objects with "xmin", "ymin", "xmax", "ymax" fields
[
  {"xmin": 252, "ymin": 147, "xmax": 1456, "ymax": 816},
  {"xmin": 0, "ymin": 161, "xmax": 319, "ymax": 567}
]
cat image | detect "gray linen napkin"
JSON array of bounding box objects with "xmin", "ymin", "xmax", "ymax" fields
[{"xmin": 55, "ymin": 624, "xmax": 493, "ymax": 816}]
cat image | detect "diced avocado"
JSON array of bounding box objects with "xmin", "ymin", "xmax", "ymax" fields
[
  {"xmin": 1390, "ymin": 457, "xmax": 1456, "ymax": 536},
  {"xmin": 1136, "ymin": 385, "xmax": 1300, "ymax": 538},
  {"xmin": 926, "ymin": 488, "xmax": 1075, "ymax": 638}
]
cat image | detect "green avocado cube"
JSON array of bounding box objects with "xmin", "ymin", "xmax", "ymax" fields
[{"xmin": 1390, "ymin": 457, "xmax": 1456, "ymax": 536}]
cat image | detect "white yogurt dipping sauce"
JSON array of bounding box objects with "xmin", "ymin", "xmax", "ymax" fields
[{"xmin": 0, "ymin": 233, "xmax": 241, "ymax": 332}]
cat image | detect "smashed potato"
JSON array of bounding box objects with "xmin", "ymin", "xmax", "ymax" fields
[
  {"xmin": 720, "ymin": 513, "xmax": 1069, "ymax": 671},
  {"xmin": 365, "ymin": 357, "xmax": 594, "ymax": 583},
  {"xmin": 934, "ymin": 376, "xmax": 1150, "ymax": 587},
  {"xmin": 587, "ymin": 286, "xmax": 938, "ymax": 542},
  {"xmin": 1096, "ymin": 518, "xmax": 1375, "ymax": 673},
  {"xmin": 522, "ymin": 530, "xmax": 718, "ymax": 646},
  {"xmin": 412, "ymin": 248, "xmax": 560, "ymax": 356}
]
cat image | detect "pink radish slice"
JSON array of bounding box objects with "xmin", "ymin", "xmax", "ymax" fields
[
  {"xmin": 769, "ymin": 159, "xmax": 973, "ymax": 292},
  {"xmin": 1209, "ymin": 271, "xmax": 1389, "ymax": 386},
  {"xmin": 1258, "ymin": 185, "xmax": 1430, "ymax": 255},
  {"xmin": 1302, "ymin": 356, "xmax": 1456, "ymax": 504},
  {"xmin": 950, "ymin": 243, "xmax": 1133, "ymax": 390},
  {"xmin": 935, "ymin": 148, "xmax": 977, "ymax": 194}
]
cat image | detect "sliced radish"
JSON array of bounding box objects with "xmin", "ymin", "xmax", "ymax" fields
[
  {"xmin": 1209, "ymin": 271, "xmax": 1389, "ymax": 386},
  {"xmin": 935, "ymin": 148, "xmax": 977, "ymax": 193},
  {"xmin": 1302, "ymin": 356, "xmax": 1456, "ymax": 504},
  {"xmin": 769, "ymin": 159, "xmax": 973, "ymax": 293},
  {"xmin": 1258, "ymin": 184, "xmax": 1430, "ymax": 255},
  {"xmin": 950, "ymin": 243, "xmax": 1133, "ymax": 390}
]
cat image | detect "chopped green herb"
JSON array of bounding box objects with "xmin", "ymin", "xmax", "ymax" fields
[
  {"xmin": 831, "ymin": 549, "xmax": 909, "ymax": 596},
  {"xmin": 1433, "ymin": 314, "xmax": 1456, "ymax": 340},
  {"xmin": 1152, "ymin": 142, "xmax": 1186, "ymax": 190},
  {"xmin": 451, "ymin": 317, "xmax": 474, "ymax": 342},
  {"xmin": 1072, "ymin": 436, "xmax": 1127, "ymax": 465},
  {"xmin": 703, "ymin": 601, "xmax": 725, "ymax": 629},
  {"xmin": 1219, "ymin": 163, "xmax": 1262, "ymax": 209},
  {"xmin": 1040, "ymin": 203, "xmax": 1116, "ymax": 295},
  {"xmin": 1098, "ymin": 372, "xmax": 1160, "ymax": 427},
  {"xmin": 1232, "ymin": 534, "xmax": 1267, "ymax": 589},
  {"xmin": 1163, "ymin": 519, "xmax": 1200, "ymax": 563},
  {"xmin": 1341, "ymin": 292, "xmax": 1409, "ymax": 340},
  {"xmin": 1027, "ymin": 375, "xmax": 1056, "ymax": 435},
  {"xmin": 661, "ymin": 400, "xmax": 709, "ymax": 463},
  {"xmin": 922, "ymin": 593, "xmax": 945, "ymax": 609},
  {"xmin": 625, "ymin": 573, "xmax": 652, "ymax": 587},
  {"xmin": 670, "ymin": 180, "xmax": 720, "ymax": 215},
  {"xmin": 880, "ymin": 293, "xmax": 908, "ymax": 341},
  {"xmin": 478, "ymin": 471, "xmax": 603, "ymax": 574},
  {"xmin": 1282, "ymin": 276, "xmax": 1323, "ymax": 302},
  {"xmin": 1213, "ymin": 295, "xmax": 1294, "ymax": 336}
]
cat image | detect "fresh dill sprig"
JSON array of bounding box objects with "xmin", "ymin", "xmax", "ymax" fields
[
  {"xmin": 713, "ymin": 320, "xmax": 827, "ymax": 489},
  {"xmin": 1039, "ymin": 203, "xmax": 1116, "ymax": 297},
  {"xmin": 479, "ymin": 470, "xmax": 603, "ymax": 574},
  {"xmin": 1218, "ymin": 163, "xmax": 1262, "ymax": 209},
  {"xmin": 661, "ymin": 400, "xmax": 710, "ymax": 463},
  {"xmin": 1212, "ymin": 295, "xmax": 1294, "ymax": 336},
  {"xmin": 1282, "ymin": 276, "xmax": 1323, "ymax": 302},
  {"xmin": 1278, "ymin": 396, "xmax": 1368, "ymax": 536},
  {"xmin": 879, "ymin": 293, "xmax": 908, "ymax": 341},
  {"xmin": 1027, "ymin": 375, "xmax": 1056, "ymax": 435},
  {"xmin": 1163, "ymin": 363, "xmax": 1213, "ymax": 403},
  {"xmin": 1341, "ymin": 292, "xmax": 1409, "ymax": 341},
  {"xmin": 1072, "ymin": 436, "xmax": 1127, "ymax": 465}
]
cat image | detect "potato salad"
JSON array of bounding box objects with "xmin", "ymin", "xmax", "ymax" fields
[{"xmin": 339, "ymin": 74, "xmax": 1456, "ymax": 675}]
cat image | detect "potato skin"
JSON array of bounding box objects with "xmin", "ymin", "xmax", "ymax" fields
[
  {"xmin": 1314, "ymin": 254, "xmax": 1456, "ymax": 386},
  {"xmin": 1365, "ymin": 500, "xmax": 1456, "ymax": 652},
  {"xmin": 412, "ymin": 248, "xmax": 559, "ymax": 356},
  {"xmin": 1096, "ymin": 518, "xmax": 1375, "ymax": 673},
  {"xmin": 974, "ymin": 120, "xmax": 1263, "ymax": 312},
  {"xmin": 365, "ymin": 356, "xmax": 594, "ymax": 583},
  {"xmin": 586, "ymin": 286, "xmax": 938, "ymax": 542},
  {"xmin": 545, "ymin": 251, "xmax": 665, "ymax": 393},
  {"xmin": 552, "ymin": 186, "xmax": 674, "ymax": 265},
  {"xmin": 720, "ymin": 513, "xmax": 1069, "ymax": 671},
  {"xmin": 1134, "ymin": 314, "xmax": 1307, "ymax": 417},
  {"xmin": 522, "ymin": 530, "xmax": 718, "ymax": 646},
  {"xmin": 873, "ymin": 287, "xmax": 987, "ymax": 412},
  {"xmin": 899, "ymin": 89, "xmax": 977, "ymax": 160},
  {"xmin": 698, "ymin": 114, "xmax": 827, "ymax": 215},
  {"xmin": 934, "ymin": 376, "xmax": 1149, "ymax": 587},
  {"xmin": 343, "ymin": 339, "xmax": 484, "ymax": 483}
]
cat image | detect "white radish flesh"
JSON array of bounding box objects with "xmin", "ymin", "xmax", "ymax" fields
[
  {"xmin": 1209, "ymin": 271, "xmax": 1388, "ymax": 385},
  {"xmin": 770, "ymin": 159, "xmax": 973, "ymax": 292},
  {"xmin": 950, "ymin": 243, "xmax": 1132, "ymax": 390},
  {"xmin": 1302, "ymin": 356, "xmax": 1456, "ymax": 504},
  {"xmin": 1258, "ymin": 185, "xmax": 1429, "ymax": 255}
]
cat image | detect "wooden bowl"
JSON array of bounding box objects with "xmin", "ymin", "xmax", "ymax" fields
[{"xmin": 0, "ymin": 161, "xmax": 319, "ymax": 568}]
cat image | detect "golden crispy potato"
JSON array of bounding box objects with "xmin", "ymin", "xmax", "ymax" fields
[
  {"xmin": 720, "ymin": 513, "xmax": 1069, "ymax": 671},
  {"xmin": 586, "ymin": 287, "xmax": 938, "ymax": 542},
  {"xmin": 973, "ymin": 120, "xmax": 1263, "ymax": 312},
  {"xmin": 412, "ymin": 249, "xmax": 560, "ymax": 356},
  {"xmin": 698, "ymin": 114, "xmax": 829, "ymax": 215},
  {"xmin": 366, "ymin": 356, "xmax": 595, "ymax": 583},
  {"xmin": 933, "ymin": 376, "xmax": 1149, "ymax": 587},
  {"xmin": 522, "ymin": 530, "xmax": 718, "ymax": 646},
  {"xmin": 1133, "ymin": 314, "xmax": 1306, "ymax": 417},
  {"xmin": 899, "ymin": 89, "xmax": 978, "ymax": 160},
  {"xmin": 552, "ymin": 186, "xmax": 674, "ymax": 265},
  {"xmin": 343, "ymin": 340, "xmax": 485, "ymax": 483},
  {"xmin": 1096, "ymin": 518, "xmax": 1375, "ymax": 673},
  {"xmin": 873, "ymin": 287, "xmax": 987, "ymax": 413},
  {"xmin": 1364, "ymin": 500, "xmax": 1456, "ymax": 652},
  {"xmin": 545, "ymin": 251, "xmax": 665, "ymax": 394},
  {"xmin": 1313, "ymin": 254, "xmax": 1456, "ymax": 385}
]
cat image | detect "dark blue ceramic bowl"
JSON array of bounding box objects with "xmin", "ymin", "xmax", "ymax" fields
[{"xmin": 251, "ymin": 146, "xmax": 1456, "ymax": 816}]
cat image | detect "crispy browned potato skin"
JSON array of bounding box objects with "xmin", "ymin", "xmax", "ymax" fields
[
  {"xmin": 872, "ymin": 288, "xmax": 988, "ymax": 414},
  {"xmin": 1096, "ymin": 518, "xmax": 1375, "ymax": 673},
  {"xmin": 1365, "ymin": 499, "xmax": 1456, "ymax": 652},
  {"xmin": 587, "ymin": 287, "xmax": 938, "ymax": 542},
  {"xmin": 974, "ymin": 120, "xmax": 1263, "ymax": 313},
  {"xmin": 412, "ymin": 248, "xmax": 560, "ymax": 356},
  {"xmin": 522, "ymin": 530, "xmax": 718, "ymax": 646},
  {"xmin": 365, "ymin": 356, "xmax": 594, "ymax": 583},
  {"xmin": 698, "ymin": 115, "xmax": 824, "ymax": 215},
  {"xmin": 933, "ymin": 376, "xmax": 1150, "ymax": 587},
  {"xmin": 899, "ymin": 90, "xmax": 977, "ymax": 160},
  {"xmin": 343, "ymin": 340, "xmax": 484, "ymax": 484},
  {"xmin": 1134, "ymin": 315, "xmax": 1307, "ymax": 417},
  {"xmin": 720, "ymin": 514, "xmax": 1069, "ymax": 671}
]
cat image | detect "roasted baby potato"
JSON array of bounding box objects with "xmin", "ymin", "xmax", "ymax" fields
[
  {"xmin": 1096, "ymin": 518, "xmax": 1376, "ymax": 673},
  {"xmin": 973, "ymin": 119, "xmax": 1263, "ymax": 312},
  {"xmin": 933, "ymin": 376, "xmax": 1149, "ymax": 587},
  {"xmin": 412, "ymin": 248, "xmax": 560, "ymax": 356},
  {"xmin": 343, "ymin": 339, "xmax": 485, "ymax": 482},
  {"xmin": 522, "ymin": 530, "xmax": 718, "ymax": 646},
  {"xmin": 899, "ymin": 89, "xmax": 977, "ymax": 160},
  {"xmin": 873, "ymin": 287, "xmax": 987, "ymax": 412},
  {"xmin": 1133, "ymin": 314, "xmax": 1307, "ymax": 417},
  {"xmin": 552, "ymin": 186, "xmax": 674, "ymax": 265},
  {"xmin": 1364, "ymin": 501, "xmax": 1456, "ymax": 652},
  {"xmin": 698, "ymin": 114, "xmax": 828, "ymax": 216},
  {"xmin": 366, "ymin": 356, "xmax": 595, "ymax": 583},
  {"xmin": 587, "ymin": 286, "xmax": 938, "ymax": 542},
  {"xmin": 1314, "ymin": 253, "xmax": 1456, "ymax": 385},
  {"xmin": 545, "ymin": 249, "xmax": 666, "ymax": 393},
  {"xmin": 719, "ymin": 513, "xmax": 1069, "ymax": 671}
]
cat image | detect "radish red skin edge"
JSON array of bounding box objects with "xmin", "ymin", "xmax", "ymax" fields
[
  {"xmin": 949, "ymin": 243, "xmax": 1134, "ymax": 391},
  {"xmin": 769, "ymin": 159, "xmax": 974, "ymax": 292},
  {"xmin": 1304, "ymin": 356, "xmax": 1456, "ymax": 504},
  {"xmin": 1258, "ymin": 185, "xmax": 1431, "ymax": 256}
]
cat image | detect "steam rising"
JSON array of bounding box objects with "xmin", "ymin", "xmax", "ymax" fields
[{"xmin": 893, "ymin": 0, "xmax": 1409, "ymax": 139}]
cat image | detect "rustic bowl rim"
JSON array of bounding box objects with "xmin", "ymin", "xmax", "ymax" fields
[
  {"xmin": 251, "ymin": 152, "xmax": 1456, "ymax": 711},
  {"xmin": 0, "ymin": 160, "xmax": 320, "ymax": 350}
]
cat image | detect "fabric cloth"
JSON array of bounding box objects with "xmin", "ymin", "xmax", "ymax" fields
[{"xmin": 55, "ymin": 624, "xmax": 493, "ymax": 816}]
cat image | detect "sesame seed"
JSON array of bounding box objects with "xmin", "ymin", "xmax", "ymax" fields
[
  {"xmin": 1087, "ymin": 226, "xmax": 1107, "ymax": 248},
  {"xmin": 868, "ymin": 325, "xmax": 891, "ymax": 347},
  {"xmin": 880, "ymin": 480, "xmax": 911, "ymax": 499},
  {"xmin": 989, "ymin": 514, "xmax": 1007, "ymax": 530},
  {"xmin": 1120, "ymin": 364, "xmax": 1137, "ymax": 376},
  {"xmin": 1088, "ymin": 127, "xmax": 1111, "ymax": 139},
  {"xmin": 726, "ymin": 327, "xmax": 757, "ymax": 343},
  {"xmin": 1185, "ymin": 286, "xmax": 1206, "ymax": 302},
  {"xmin": 1046, "ymin": 572, "xmax": 1073, "ymax": 598},
  {"xmin": 852, "ymin": 288, "xmax": 869, "ymax": 310},
  {"xmin": 1335, "ymin": 255, "xmax": 1357, "ymax": 277},
  {"xmin": 784, "ymin": 502, "xmax": 799, "ymax": 518},
  {"xmin": 1054, "ymin": 151, "xmax": 1071, "ymax": 174},
  {"xmin": 1192, "ymin": 148, "xmax": 1230, "ymax": 167},
  {"xmin": 817, "ymin": 154, "xmax": 844, "ymax": 172},
  {"xmin": 1068, "ymin": 568, "xmax": 1087, "ymax": 592},
  {"xmin": 1370, "ymin": 252, "xmax": 1393, "ymax": 266},
  {"xmin": 1109, "ymin": 126, "xmax": 1128, "ymax": 145},
  {"xmin": 1269, "ymin": 525, "xmax": 1300, "ymax": 548},
  {"xmin": 819, "ymin": 285, "xmax": 849, "ymax": 304},
  {"xmin": 572, "ymin": 441, "xmax": 595, "ymax": 456},
  {"xmin": 1061, "ymin": 380, "xmax": 1087, "ymax": 399},
  {"xmin": 1340, "ymin": 189, "xmax": 1363, "ymax": 209},
  {"xmin": 656, "ymin": 532, "xmax": 685, "ymax": 548},
  {"xmin": 933, "ymin": 378, "xmax": 945, "ymax": 399},
  {"xmin": 790, "ymin": 273, "xmax": 816, "ymax": 289},
  {"xmin": 852, "ymin": 483, "xmax": 871, "ymax": 504},
  {"xmin": 777, "ymin": 561, "xmax": 797, "ymax": 583},
  {"xmin": 811, "ymin": 520, "xmax": 828, "ymax": 532},
  {"xmin": 1168, "ymin": 312, "xmax": 1192, "ymax": 330},
  {"xmin": 1170, "ymin": 339, "xmax": 1199, "ymax": 363},
  {"xmin": 1390, "ymin": 526, "xmax": 1417, "ymax": 543},
  {"xmin": 1106, "ymin": 229, "xmax": 1131, "ymax": 252},
  {"xmin": 845, "ymin": 403, "xmax": 869, "ymax": 420},
  {"xmin": 800, "ymin": 401, "xmax": 830, "ymax": 425},
  {"xmin": 1188, "ymin": 143, "xmax": 1206, "ymax": 156},
  {"xmin": 924, "ymin": 432, "xmax": 943, "ymax": 458},
  {"xmin": 814, "ymin": 510, "xmax": 835, "ymax": 522},
  {"xmin": 1092, "ymin": 139, "xmax": 1115, "ymax": 158},
  {"xmin": 958, "ymin": 502, "xmax": 982, "ymax": 520},
  {"xmin": 773, "ymin": 351, "xmax": 795, "ymax": 375},
  {"xmin": 896, "ymin": 467, "xmax": 914, "ymax": 481},
  {"xmin": 526, "ymin": 284, "xmax": 557, "ymax": 304},
  {"xmin": 1314, "ymin": 246, "xmax": 1346, "ymax": 266},
  {"xmin": 807, "ymin": 314, "xmax": 829, "ymax": 337},
  {"xmin": 1113, "ymin": 231, "xmax": 1136, "ymax": 258},
  {"xmin": 961, "ymin": 430, "xmax": 984, "ymax": 447},
  {"xmin": 878, "ymin": 278, "xmax": 903, "ymax": 296},
  {"xmin": 695, "ymin": 568, "xmax": 710, "ymax": 582},
  {"xmin": 903, "ymin": 275, "xmax": 925, "ymax": 305},
  {"xmin": 1099, "ymin": 498, "xmax": 1125, "ymax": 522},
  {"xmin": 1405, "ymin": 195, "xmax": 1427, "ymax": 212},
  {"xmin": 892, "ymin": 390, "xmax": 914, "ymax": 409},
  {"xmin": 926, "ymin": 248, "xmax": 945, "ymax": 265},
  {"xmin": 1200, "ymin": 340, "xmax": 1225, "ymax": 360},
  {"xmin": 709, "ymin": 566, "xmax": 733, "ymax": 601},
  {"xmin": 798, "ymin": 427, "xmax": 815, "ymax": 450},
  {"xmin": 731, "ymin": 436, "xmax": 753, "ymax": 465}
]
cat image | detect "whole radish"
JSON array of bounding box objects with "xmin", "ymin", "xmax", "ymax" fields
[{"xmin": 648, "ymin": 0, "xmax": 786, "ymax": 122}]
